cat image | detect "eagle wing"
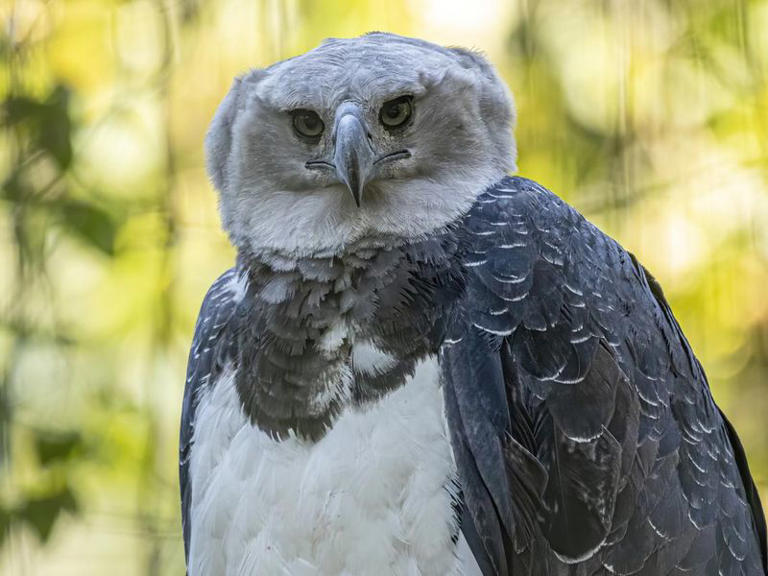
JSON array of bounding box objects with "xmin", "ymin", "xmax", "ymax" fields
[
  {"xmin": 442, "ymin": 176, "xmax": 766, "ymax": 575},
  {"xmin": 179, "ymin": 268, "xmax": 239, "ymax": 564}
]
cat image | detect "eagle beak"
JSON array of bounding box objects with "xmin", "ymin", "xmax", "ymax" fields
[{"xmin": 333, "ymin": 111, "xmax": 375, "ymax": 207}]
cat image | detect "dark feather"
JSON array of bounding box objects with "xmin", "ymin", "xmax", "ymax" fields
[{"xmin": 443, "ymin": 176, "xmax": 766, "ymax": 575}]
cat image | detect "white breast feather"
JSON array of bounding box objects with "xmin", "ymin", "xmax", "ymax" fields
[
  {"xmin": 351, "ymin": 341, "xmax": 398, "ymax": 376},
  {"xmin": 188, "ymin": 355, "xmax": 481, "ymax": 576}
]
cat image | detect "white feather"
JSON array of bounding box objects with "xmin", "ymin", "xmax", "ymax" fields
[
  {"xmin": 189, "ymin": 356, "xmax": 478, "ymax": 576},
  {"xmin": 351, "ymin": 341, "xmax": 398, "ymax": 376}
]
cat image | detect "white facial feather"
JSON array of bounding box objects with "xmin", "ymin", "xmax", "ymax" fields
[{"xmin": 206, "ymin": 32, "xmax": 516, "ymax": 258}]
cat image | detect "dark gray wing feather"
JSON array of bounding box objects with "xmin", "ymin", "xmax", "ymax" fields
[
  {"xmin": 719, "ymin": 407, "xmax": 768, "ymax": 566},
  {"xmin": 179, "ymin": 268, "xmax": 239, "ymax": 564},
  {"xmin": 444, "ymin": 176, "xmax": 766, "ymax": 575}
]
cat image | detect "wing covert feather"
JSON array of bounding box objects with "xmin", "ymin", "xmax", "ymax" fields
[
  {"xmin": 443, "ymin": 176, "xmax": 766, "ymax": 575},
  {"xmin": 179, "ymin": 269, "xmax": 239, "ymax": 564}
]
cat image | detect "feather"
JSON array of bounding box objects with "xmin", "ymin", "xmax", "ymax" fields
[{"xmin": 442, "ymin": 176, "xmax": 766, "ymax": 575}]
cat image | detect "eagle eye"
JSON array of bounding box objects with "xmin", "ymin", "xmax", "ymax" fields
[
  {"xmin": 379, "ymin": 96, "xmax": 413, "ymax": 129},
  {"xmin": 291, "ymin": 110, "xmax": 324, "ymax": 140}
]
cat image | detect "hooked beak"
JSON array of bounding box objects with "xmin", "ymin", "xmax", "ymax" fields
[{"xmin": 333, "ymin": 112, "xmax": 375, "ymax": 207}]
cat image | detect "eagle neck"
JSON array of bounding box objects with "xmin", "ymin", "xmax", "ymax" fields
[{"xmin": 231, "ymin": 230, "xmax": 466, "ymax": 441}]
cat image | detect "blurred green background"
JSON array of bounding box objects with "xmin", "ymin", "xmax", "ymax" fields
[{"xmin": 0, "ymin": 0, "xmax": 766, "ymax": 573}]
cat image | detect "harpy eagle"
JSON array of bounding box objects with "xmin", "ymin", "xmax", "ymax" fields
[{"xmin": 179, "ymin": 33, "xmax": 767, "ymax": 575}]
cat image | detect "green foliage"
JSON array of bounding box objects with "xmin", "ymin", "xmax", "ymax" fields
[
  {"xmin": 57, "ymin": 200, "xmax": 118, "ymax": 255},
  {"xmin": 33, "ymin": 430, "xmax": 84, "ymax": 467},
  {"xmin": 11, "ymin": 484, "xmax": 78, "ymax": 545},
  {"xmin": 4, "ymin": 86, "xmax": 73, "ymax": 169},
  {"xmin": 0, "ymin": 428, "xmax": 84, "ymax": 549}
]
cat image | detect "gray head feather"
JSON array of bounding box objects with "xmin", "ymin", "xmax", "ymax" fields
[{"xmin": 205, "ymin": 32, "xmax": 516, "ymax": 258}]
